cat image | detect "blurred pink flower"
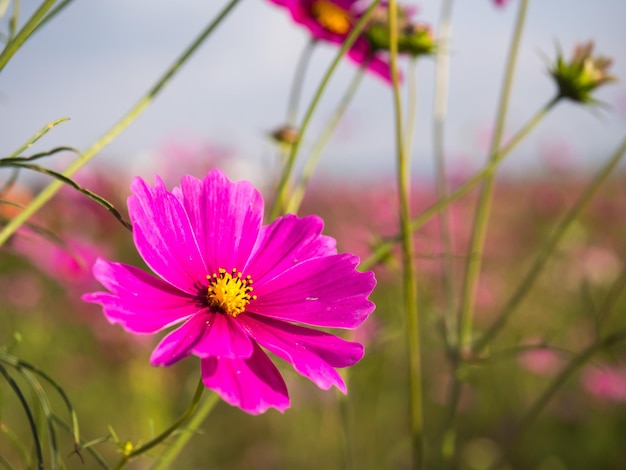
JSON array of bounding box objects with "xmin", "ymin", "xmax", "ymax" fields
[
  {"xmin": 84, "ymin": 169, "xmax": 376, "ymax": 414},
  {"xmin": 267, "ymin": 0, "xmax": 394, "ymax": 82},
  {"xmin": 493, "ymin": 0, "xmax": 512, "ymax": 7},
  {"xmin": 581, "ymin": 365, "xmax": 626, "ymax": 402},
  {"xmin": 518, "ymin": 342, "xmax": 561, "ymax": 376},
  {"xmin": 12, "ymin": 231, "xmax": 107, "ymax": 290}
]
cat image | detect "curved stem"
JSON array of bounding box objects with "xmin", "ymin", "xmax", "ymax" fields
[
  {"xmin": 0, "ymin": 0, "xmax": 243, "ymax": 247},
  {"xmin": 285, "ymin": 65, "xmax": 366, "ymax": 214},
  {"xmin": 388, "ymin": 1, "xmax": 424, "ymax": 467},
  {"xmin": 475, "ymin": 134, "xmax": 626, "ymax": 353},
  {"xmin": 115, "ymin": 380, "xmax": 207, "ymax": 470},
  {"xmin": 151, "ymin": 391, "xmax": 220, "ymax": 470},
  {"xmin": 286, "ymin": 39, "xmax": 317, "ymax": 126},
  {"xmin": 0, "ymin": 364, "xmax": 43, "ymax": 469},
  {"xmin": 457, "ymin": 0, "xmax": 530, "ymax": 351},
  {"xmin": 269, "ymin": 0, "xmax": 383, "ymax": 220}
]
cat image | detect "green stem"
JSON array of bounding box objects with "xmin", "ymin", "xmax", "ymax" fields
[
  {"xmin": 286, "ymin": 39, "xmax": 316, "ymax": 126},
  {"xmin": 458, "ymin": 0, "xmax": 530, "ymax": 351},
  {"xmin": 0, "ymin": 0, "xmax": 242, "ymax": 247},
  {"xmin": 0, "ymin": 0, "xmax": 57, "ymax": 73},
  {"xmin": 488, "ymin": 329, "xmax": 626, "ymax": 470},
  {"xmin": 285, "ymin": 66, "xmax": 365, "ymax": 214},
  {"xmin": 404, "ymin": 58, "xmax": 418, "ymax": 158},
  {"xmin": 115, "ymin": 380, "xmax": 208, "ymax": 470},
  {"xmin": 269, "ymin": 0, "xmax": 382, "ymax": 220},
  {"xmin": 388, "ymin": 1, "xmax": 424, "ymax": 467},
  {"xmin": 433, "ymin": 0, "xmax": 457, "ymax": 352},
  {"xmin": 151, "ymin": 391, "xmax": 220, "ymax": 470},
  {"xmin": 360, "ymin": 97, "xmax": 557, "ymax": 273},
  {"xmin": 474, "ymin": 134, "xmax": 626, "ymax": 353}
]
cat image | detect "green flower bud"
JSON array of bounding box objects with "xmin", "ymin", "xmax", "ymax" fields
[{"xmin": 550, "ymin": 41, "xmax": 616, "ymax": 103}]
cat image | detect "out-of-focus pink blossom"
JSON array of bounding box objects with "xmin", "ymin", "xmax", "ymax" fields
[
  {"xmin": 581, "ymin": 365, "xmax": 626, "ymax": 402},
  {"xmin": 518, "ymin": 341, "xmax": 561, "ymax": 376},
  {"xmin": 12, "ymin": 231, "xmax": 109, "ymax": 290}
]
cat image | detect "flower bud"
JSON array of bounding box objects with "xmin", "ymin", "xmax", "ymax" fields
[
  {"xmin": 550, "ymin": 41, "xmax": 616, "ymax": 103},
  {"xmin": 270, "ymin": 125, "xmax": 299, "ymax": 145}
]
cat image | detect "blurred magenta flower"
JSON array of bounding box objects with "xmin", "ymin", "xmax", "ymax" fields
[
  {"xmin": 267, "ymin": 0, "xmax": 358, "ymax": 43},
  {"xmin": 83, "ymin": 169, "xmax": 376, "ymax": 414},
  {"xmin": 267, "ymin": 0, "xmax": 394, "ymax": 82},
  {"xmin": 581, "ymin": 365, "xmax": 626, "ymax": 403}
]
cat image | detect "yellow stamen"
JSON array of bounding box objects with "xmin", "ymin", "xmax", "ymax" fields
[
  {"xmin": 311, "ymin": 1, "xmax": 352, "ymax": 35},
  {"xmin": 206, "ymin": 268, "xmax": 256, "ymax": 317}
]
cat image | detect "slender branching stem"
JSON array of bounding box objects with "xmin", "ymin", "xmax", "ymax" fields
[
  {"xmin": 269, "ymin": 0, "xmax": 382, "ymax": 219},
  {"xmin": 457, "ymin": 0, "xmax": 530, "ymax": 351},
  {"xmin": 150, "ymin": 391, "xmax": 220, "ymax": 470},
  {"xmin": 475, "ymin": 135, "xmax": 626, "ymax": 353},
  {"xmin": 115, "ymin": 380, "xmax": 209, "ymax": 470},
  {"xmin": 286, "ymin": 66, "xmax": 365, "ymax": 214},
  {"xmin": 388, "ymin": 1, "xmax": 424, "ymax": 467}
]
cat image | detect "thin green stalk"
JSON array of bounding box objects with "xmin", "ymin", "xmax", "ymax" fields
[
  {"xmin": 488, "ymin": 329, "xmax": 626, "ymax": 470},
  {"xmin": 475, "ymin": 135, "xmax": 626, "ymax": 353},
  {"xmin": 404, "ymin": 58, "xmax": 418, "ymax": 157},
  {"xmin": 388, "ymin": 1, "xmax": 423, "ymax": 467},
  {"xmin": 433, "ymin": 0, "xmax": 457, "ymax": 351},
  {"xmin": 360, "ymin": 97, "xmax": 556, "ymax": 272},
  {"xmin": 286, "ymin": 39, "xmax": 316, "ymax": 126},
  {"xmin": 286, "ymin": 66, "xmax": 366, "ymax": 214},
  {"xmin": 115, "ymin": 380, "xmax": 208, "ymax": 470},
  {"xmin": 458, "ymin": 0, "xmax": 530, "ymax": 351},
  {"xmin": 0, "ymin": 0, "xmax": 242, "ymax": 247},
  {"xmin": 269, "ymin": 0, "xmax": 382, "ymax": 219},
  {"xmin": 8, "ymin": 0, "xmax": 20, "ymax": 42},
  {"xmin": 0, "ymin": 0, "xmax": 57, "ymax": 72},
  {"xmin": 150, "ymin": 391, "xmax": 219, "ymax": 470}
]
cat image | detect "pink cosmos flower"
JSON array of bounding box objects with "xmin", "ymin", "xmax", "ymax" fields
[
  {"xmin": 267, "ymin": 0, "xmax": 393, "ymax": 82},
  {"xmin": 581, "ymin": 365, "xmax": 626, "ymax": 403},
  {"xmin": 83, "ymin": 169, "xmax": 376, "ymax": 414}
]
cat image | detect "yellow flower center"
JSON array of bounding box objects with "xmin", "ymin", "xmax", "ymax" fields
[
  {"xmin": 311, "ymin": 1, "xmax": 352, "ymax": 35},
  {"xmin": 206, "ymin": 268, "xmax": 256, "ymax": 317}
]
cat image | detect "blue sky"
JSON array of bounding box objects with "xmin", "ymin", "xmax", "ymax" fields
[{"xmin": 1, "ymin": 0, "xmax": 625, "ymax": 182}]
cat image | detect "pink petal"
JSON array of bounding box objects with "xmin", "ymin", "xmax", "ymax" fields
[
  {"xmin": 250, "ymin": 254, "xmax": 376, "ymax": 328},
  {"xmin": 151, "ymin": 313, "xmax": 253, "ymax": 366},
  {"xmin": 348, "ymin": 39, "xmax": 394, "ymax": 83},
  {"xmin": 174, "ymin": 170, "xmax": 264, "ymax": 274},
  {"xmin": 245, "ymin": 214, "xmax": 336, "ymax": 284},
  {"xmin": 82, "ymin": 258, "xmax": 199, "ymax": 333},
  {"xmin": 240, "ymin": 314, "xmax": 364, "ymax": 393},
  {"xmin": 201, "ymin": 344, "xmax": 289, "ymax": 414},
  {"xmin": 128, "ymin": 176, "xmax": 208, "ymax": 294}
]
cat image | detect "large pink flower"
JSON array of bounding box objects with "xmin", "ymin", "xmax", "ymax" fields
[{"xmin": 83, "ymin": 169, "xmax": 376, "ymax": 414}]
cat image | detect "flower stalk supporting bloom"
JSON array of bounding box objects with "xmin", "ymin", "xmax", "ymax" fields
[
  {"xmin": 269, "ymin": 0, "xmax": 383, "ymax": 219},
  {"xmin": 387, "ymin": 0, "xmax": 424, "ymax": 468},
  {"xmin": 84, "ymin": 169, "xmax": 376, "ymax": 414}
]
